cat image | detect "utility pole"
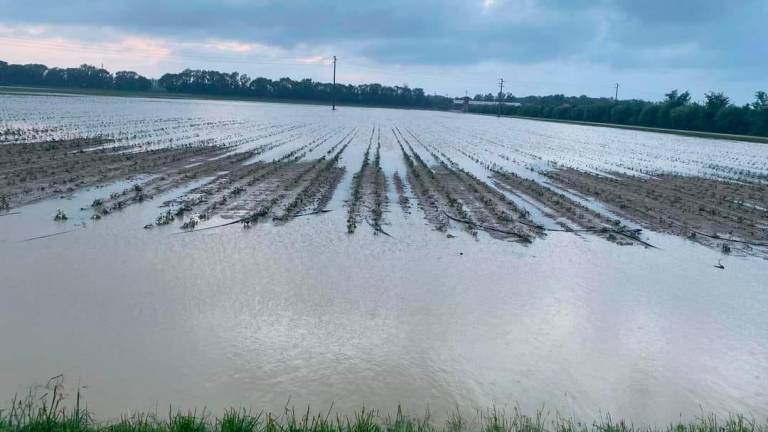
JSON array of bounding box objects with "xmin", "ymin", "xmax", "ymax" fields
[
  {"xmin": 497, "ymin": 78, "xmax": 504, "ymax": 117},
  {"xmin": 331, "ymin": 55, "xmax": 337, "ymax": 111},
  {"xmin": 614, "ymin": 83, "xmax": 620, "ymax": 101}
]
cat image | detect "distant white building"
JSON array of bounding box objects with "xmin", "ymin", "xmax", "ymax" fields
[{"xmin": 452, "ymin": 98, "xmax": 521, "ymax": 111}]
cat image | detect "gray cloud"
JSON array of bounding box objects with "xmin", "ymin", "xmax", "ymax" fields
[
  {"xmin": 0, "ymin": 0, "xmax": 765, "ymax": 102},
  {"xmin": 1, "ymin": 0, "xmax": 761, "ymax": 67}
]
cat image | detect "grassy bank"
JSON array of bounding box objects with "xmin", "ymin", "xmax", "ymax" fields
[
  {"xmin": 0, "ymin": 381, "xmax": 764, "ymax": 432},
  {"xmin": 4, "ymin": 406, "xmax": 764, "ymax": 432},
  {"xmin": 467, "ymin": 112, "xmax": 768, "ymax": 144},
  {"xmin": 0, "ymin": 86, "xmax": 441, "ymax": 112}
]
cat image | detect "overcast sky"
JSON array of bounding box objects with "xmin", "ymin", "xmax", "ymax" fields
[{"xmin": 1, "ymin": 0, "xmax": 765, "ymax": 103}]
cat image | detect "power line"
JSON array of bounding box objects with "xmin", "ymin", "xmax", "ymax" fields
[
  {"xmin": 497, "ymin": 77, "xmax": 504, "ymax": 118},
  {"xmin": 331, "ymin": 55, "xmax": 337, "ymax": 111}
]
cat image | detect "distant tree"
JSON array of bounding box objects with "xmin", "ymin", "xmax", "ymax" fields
[
  {"xmin": 569, "ymin": 106, "xmax": 586, "ymax": 121},
  {"xmin": 664, "ymin": 89, "xmax": 691, "ymax": 107},
  {"xmin": 65, "ymin": 64, "xmax": 112, "ymax": 88},
  {"xmin": 552, "ymin": 104, "xmax": 572, "ymax": 120},
  {"xmin": 520, "ymin": 105, "xmax": 541, "ymax": 117},
  {"xmin": 638, "ymin": 104, "xmax": 660, "ymax": 127},
  {"xmin": 413, "ymin": 88, "xmax": 426, "ymax": 105},
  {"xmin": 751, "ymin": 91, "xmax": 768, "ymax": 111},
  {"xmin": 3, "ymin": 63, "xmax": 47, "ymax": 85},
  {"xmin": 702, "ymin": 91, "xmax": 731, "ymax": 130},
  {"xmin": 249, "ymin": 77, "xmax": 272, "ymax": 97},
  {"xmin": 239, "ymin": 73, "xmax": 251, "ymax": 90},
  {"xmin": 582, "ymin": 102, "xmax": 612, "ymax": 122},
  {"xmin": 704, "ymin": 91, "xmax": 731, "ymax": 112},
  {"xmin": 715, "ymin": 105, "xmax": 750, "ymax": 134},
  {"xmin": 669, "ymin": 104, "xmax": 702, "ymax": 130},
  {"xmin": 610, "ymin": 104, "xmax": 634, "ymax": 124},
  {"xmin": 42, "ymin": 68, "xmax": 67, "ymax": 87},
  {"xmin": 0, "ymin": 60, "xmax": 7, "ymax": 84},
  {"xmin": 114, "ymin": 71, "xmax": 151, "ymax": 91},
  {"xmin": 750, "ymin": 91, "xmax": 768, "ymax": 136}
]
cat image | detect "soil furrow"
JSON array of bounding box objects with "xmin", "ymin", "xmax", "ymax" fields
[{"xmin": 547, "ymin": 168, "xmax": 768, "ymax": 255}]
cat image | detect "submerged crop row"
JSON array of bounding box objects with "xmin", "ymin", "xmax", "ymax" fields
[
  {"xmin": 346, "ymin": 126, "xmax": 389, "ymax": 234},
  {"xmin": 1, "ymin": 104, "xmax": 767, "ymax": 257}
]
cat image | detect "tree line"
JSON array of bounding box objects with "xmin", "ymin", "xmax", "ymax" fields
[
  {"xmin": 0, "ymin": 60, "xmax": 152, "ymax": 91},
  {"xmin": 2, "ymin": 59, "xmax": 767, "ymax": 137},
  {"xmin": 0, "ymin": 60, "xmax": 452, "ymax": 109},
  {"xmin": 468, "ymin": 90, "xmax": 768, "ymax": 137},
  {"xmin": 157, "ymin": 69, "xmax": 451, "ymax": 108}
]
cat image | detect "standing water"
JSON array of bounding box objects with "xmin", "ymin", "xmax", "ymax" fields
[{"xmin": 1, "ymin": 93, "xmax": 767, "ymax": 424}]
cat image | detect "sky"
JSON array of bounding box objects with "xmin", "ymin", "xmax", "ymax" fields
[{"xmin": 0, "ymin": 0, "xmax": 766, "ymax": 103}]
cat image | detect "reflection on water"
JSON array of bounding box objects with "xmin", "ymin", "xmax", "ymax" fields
[{"xmin": 1, "ymin": 96, "xmax": 767, "ymax": 425}]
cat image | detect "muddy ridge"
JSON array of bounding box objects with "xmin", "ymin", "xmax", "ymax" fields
[
  {"xmin": 392, "ymin": 171, "xmax": 411, "ymax": 215},
  {"xmin": 150, "ymin": 129, "xmax": 357, "ymax": 229},
  {"xmin": 84, "ymin": 127, "xmax": 344, "ymax": 221},
  {"xmin": 547, "ymin": 168, "xmax": 768, "ymax": 255},
  {"xmin": 346, "ymin": 127, "xmax": 389, "ymax": 234},
  {"xmin": 490, "ymin": 170, "xmax": 648, "ymax": 245},
  {"xmin": 429, "ymin": 136, "xmax": 651, "ymax": 246},
  {"xmin": 394, "ymin": 128, "xmax": 539, "ymax": 242},
  {"xmin": 0, "ymin": 137, "xmax": 233, "ymax": 208}
]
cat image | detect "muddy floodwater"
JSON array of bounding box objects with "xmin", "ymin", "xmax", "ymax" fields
[{"xmin": 1, "ymin": 93, "xmax": 767, "ymax": 424}]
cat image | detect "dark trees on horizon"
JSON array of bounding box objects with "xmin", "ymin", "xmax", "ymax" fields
[{"xmin": 1, "ymin": 59, "xmax": 766, "ymax": 137}]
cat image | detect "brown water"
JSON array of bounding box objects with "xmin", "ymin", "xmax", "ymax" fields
[{"xmin": 1, "ymin": 95, "xmax": 767, "ymax": 424}]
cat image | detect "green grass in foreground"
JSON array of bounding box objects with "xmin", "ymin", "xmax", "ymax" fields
[{"xmin": 1, "ymin": 379, "xmax": 764, "ymax": 432}]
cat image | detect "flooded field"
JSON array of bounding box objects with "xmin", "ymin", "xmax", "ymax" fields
[{"xmin": 1, "ymin": 94, "xmax": 767, "ymax": 424}]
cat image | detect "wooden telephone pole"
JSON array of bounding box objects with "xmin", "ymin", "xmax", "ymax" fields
[
  {"xmin": 332, "ymin": 56, "xmax": 337, "ymax": 111},
  {"xmin": 497, "ymin": 78, "xmax": 504, "ymax": 117}
]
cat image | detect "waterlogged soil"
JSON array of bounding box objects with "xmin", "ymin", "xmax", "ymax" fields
[
  {"xmin": 0, "ymin": 138, "xmax": 233, "ymax": 208},
  {"xmin": 490, "ymin": 170, "xmax": 646, "ymax": 245},
  {"xmin": 154, "ymin": 129, "xmax": 355, "ymax": 228},
  {"xmin": 392, "ymin": 129, "xmax": 538, "ymax": 242},
  {"xmin": 546, "ymin": 168, "xmax": 768, "ymax": 255},
  {"xmin": 392, "ymin": 171, "xmax": 411, "ymax": 215},
  {"xmin": 88, "ymin": 150, "xmax": 256, "ymax": 220},
  {"xmin": 346, "ymin": 127, "xmax": 389, "ymax": 234},
  {"xmin": 2, "ymin": 127, "xmax": 767, "ymax": 257}
]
